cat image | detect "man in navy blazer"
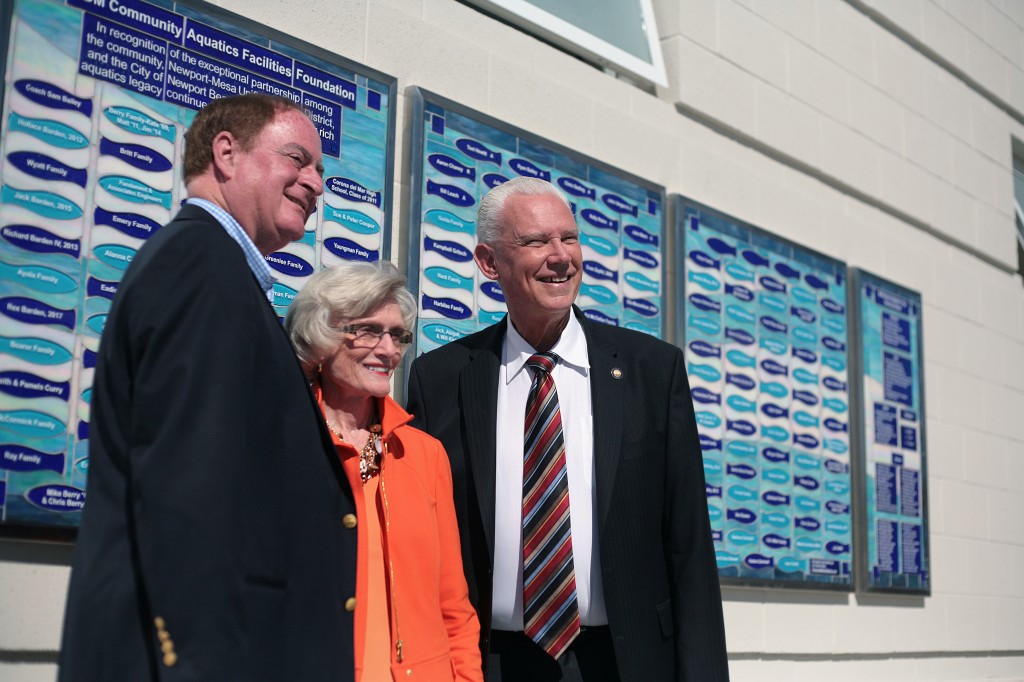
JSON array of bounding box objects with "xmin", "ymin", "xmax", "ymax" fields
[
  {"xmin": 59, "ymin": 94, "xmax": 357, "ymax": 680},
  {"xmin": 406, "ymin": 177, "xmax": 729, "ymax": 680}
]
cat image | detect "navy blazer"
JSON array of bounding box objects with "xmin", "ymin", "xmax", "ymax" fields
[
  {"xmin": 59, "ymin": 205, "xmax": 357, "ymax": 681},
  {"xmin": 406, "ymin": 310, "xmax": 729, "ymax": 681}
]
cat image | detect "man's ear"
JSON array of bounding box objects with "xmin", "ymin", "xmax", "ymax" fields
[
  {"xmin": 474, "ymin": 243, "xmax": 500, "ymax": 281},
  {"xmin": 210, "ymin": 130, "xmax": 239, "ymax": 179}
]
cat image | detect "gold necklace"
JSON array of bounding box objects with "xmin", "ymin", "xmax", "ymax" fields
[
  {"xmin": 360, "ymin": 425, "xmax": 382, "ymax": 482},
  {"xmin": 326, "ymin": 417, "xmax": 382, "ymax": 483}
]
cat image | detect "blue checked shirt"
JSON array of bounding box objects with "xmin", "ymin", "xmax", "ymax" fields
[{"xmin": 185, "ymin": 198, "xmax": 276, "ymax": 304}]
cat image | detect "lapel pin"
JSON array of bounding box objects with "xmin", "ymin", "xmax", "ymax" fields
[{"xmin": 611, "ymin": 367, "xmax": 623, "ymax": 379}]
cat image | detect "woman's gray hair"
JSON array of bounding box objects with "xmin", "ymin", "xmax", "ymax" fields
[
  {"xmin": 285, "ymin": 261, "xmax": 417, "ymax": 378},
  {"xmin": 476, "ymin": 177, "xmax": 572, "ymax": 245}
]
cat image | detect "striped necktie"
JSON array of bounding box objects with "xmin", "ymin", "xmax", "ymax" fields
[{"xmin": 522, "ymin": 352, "xmax": 580, "ymax": 659}]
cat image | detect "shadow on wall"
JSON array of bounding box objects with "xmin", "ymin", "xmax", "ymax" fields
[
  {"xmin": 0, "ymin": 538, "xmax": 75, "ymax": 567},
  {"xmin": 721, "ymin": 586, "xmax": 925, "ymax": 609}
]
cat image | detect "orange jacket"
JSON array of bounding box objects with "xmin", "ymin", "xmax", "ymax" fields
[{"xmin": 316, "ymin": 384, "xmax": 483, "ymax": 682}]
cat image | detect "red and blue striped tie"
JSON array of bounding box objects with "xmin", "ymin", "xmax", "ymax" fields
[{"xmin": 522, "ymin": 352, "xmax": 580, "ymax": 659}]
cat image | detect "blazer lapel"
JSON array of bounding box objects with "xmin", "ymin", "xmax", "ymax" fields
[
  {"xmin": 459, "ymin": 320, "xmax": 505, "ymax": 559},
  {"xmin": 581, "ymin": 313, "xmax": 623, "ymax": 528}
]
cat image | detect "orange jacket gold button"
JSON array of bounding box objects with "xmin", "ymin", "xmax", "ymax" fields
[
  {"xmin": 345, "ymin": 597, "xmax": 356, "ymax": 612},
  {"xmin": 342, "ymin": 514, "xmax": 357, "ymax": 529}
]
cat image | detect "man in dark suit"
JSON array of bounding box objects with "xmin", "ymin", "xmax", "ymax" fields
[
  {"xmin": 406, "ymin": 177, "xmax": 729, "ymax": 681},
  {"xmin": 59, "ymin": 94, "xmax": 357, "ymax": 681}
]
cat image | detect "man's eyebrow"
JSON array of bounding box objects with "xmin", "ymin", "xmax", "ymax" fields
[
  {"xmin": 517, "ymin": 229, "xmax": 577, "ymax": 240},
  {"xmin": 513, "ymin": 231, "xmax": 543, "ymax": 243},
  {"xmin": 281, "ymin": 142, "xmax": 325, "ymax": 177}
]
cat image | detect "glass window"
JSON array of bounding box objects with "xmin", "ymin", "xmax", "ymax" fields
[{"xmin": 463, "ymin": 0, "xmax": 666, "ymax": 86}]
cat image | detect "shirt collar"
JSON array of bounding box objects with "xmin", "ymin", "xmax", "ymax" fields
[
  {"xmin": 502, "ymin": 312, "xmax": 590, "ymax": 385},
  {"xmin": 312, "ymin": 379, "xmax": 413, "ymax": 442},
  {"xmin": 185, "ymin": 197, "xmax": 277, "ymax": 298}
]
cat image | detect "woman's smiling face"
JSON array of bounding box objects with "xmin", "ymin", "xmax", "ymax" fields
[{"xmin": 321, "ymin": 301, "xmax": 407, "ymax": 400}]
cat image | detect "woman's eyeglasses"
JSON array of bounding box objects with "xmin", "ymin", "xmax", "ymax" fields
[{"xmin": 339, "ymin": 324, "xmax": 414, "ymax": 347}]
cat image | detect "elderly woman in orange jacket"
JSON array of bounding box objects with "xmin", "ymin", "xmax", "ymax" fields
[{"xmin": 286, "ymin": 261, "xmax": 482, "ymax": 682}]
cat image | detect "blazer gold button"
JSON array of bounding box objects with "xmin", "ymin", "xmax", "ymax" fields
[
  {"xmin": 154, "ymin": 616, "xmax": 165, "ymax": 629},
  {"xmin": 342, "ymin": 514, "xmax": 357, "ymax": 529},
  {"xmin": 157, "ymin": 630, "xmax": 170, "ymax": 642},
  {"xmin": 161, "ymin": 640, "xmax": 174, "ymax": 654},
  {"xmin": 406, "ymin": 670, "xmax": 412, "ymax": 677},
  {"xmin": 345, "ymin": 597, "xmax": 357, "ymax": 612},
  {"xmin": 163, "ymin": 651, "xmax": 177, "ymax": 667}
]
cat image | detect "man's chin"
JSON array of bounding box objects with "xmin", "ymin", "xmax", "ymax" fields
[
  {"xmin": 282, "ymin": 223, "xmax": 308, "ymax": 245},
  {"xmin": 257, "ymin": 233, "xmax": 297, "ymax": 256},
  {"xmin": 529, "ymin": 299, "xmax": 576, "ymax": 318},
  {"xmin": 541, "ymin": 290, "xmax": 580, "ymax": 310}
]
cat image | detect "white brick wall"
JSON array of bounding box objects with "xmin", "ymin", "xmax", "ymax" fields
[
  {"xmin": 0, "ymin": 561, "xmax": 68, "ymax": 650},
  {"xmin": 2, "ymin": 1, "xmax": 1022, "ymax": 680}
]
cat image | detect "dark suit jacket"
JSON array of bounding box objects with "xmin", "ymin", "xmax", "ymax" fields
[
  {"xmin": 406, "ymin": 309, "xmax": 729, "ymax": 681},
  {"xmin": 59, "ymin": 205, "xmax": 357, "ymax": 681}
]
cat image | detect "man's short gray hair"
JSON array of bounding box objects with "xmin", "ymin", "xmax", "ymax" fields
[
  {"xmin": 476, "ymin": 177, "xmax": 572, "ymax": 245},
  {"xmin": 285, "ymin": 261, "xmax": 417, "ymax": 378}
]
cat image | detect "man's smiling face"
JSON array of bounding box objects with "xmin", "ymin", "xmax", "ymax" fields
[
  {"xmin": 474, "ymin": 192, "xmax": 582, "ymax": 346},
  {"xmin": 227, "ymin": 108, "xmax": 324, "ymax": 255}
]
